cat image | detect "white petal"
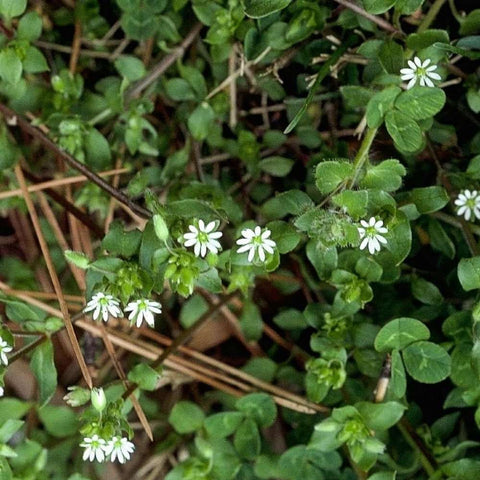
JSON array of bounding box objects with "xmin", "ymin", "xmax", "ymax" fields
[
  {"xmin": 414, "ymin": 56, "xmax": 422, "ymax": 67},
  {"xmin": 200, "ymin": 243, "xmax": 207, "ymax": 258},
  {"xmin": 198, "ymin": 219, "xmax": 206, "ymax": 231},
  {"xmin": 204, "ymin": 221, "xmax": 216, "ymax": 233},
  {"xmin": 407, "ymin": 59, "xmax": 417, "ymax": 69},
  {"xmin": 400, "ymin": 72, "xmax": 415, "ymax": 80},
  {"xmin": 427, "ymin": 71, "xmax": 441, "ymax": 80},
  {"xmin": 360, "ymin": 237, "xmax": 369, "ymax": 250},
  {"xmin": 376, "ymin": 234, "xmax": 388, "ymax": 245},
  {"xmin": 424, "ymin": 77, "xmax": 434, "ymax": 87},
  {"xmin": 247, "ymin": 247, "xmax": 255, "ymax": 262},
  {"xmin": 236, "ymin": 238, "xmax": 252, "ymax": 246},
  {"xmin": 258, "ymin": 246, "xmax": 265, "ymax": 262},
  {"xmin": 237, "ymin": 244, "xmax": 252, "ymax": 254},
  {"xmin": 241, "ymin": 228, "xmax": 255, "ymax": 239},
  {"xmin": 407, "ymin": 77, "xmax": 417, "ymax": 89},
  {"xmin": 194, "ymin": 242, "xmax": 201, "ymax": 257},
  {"xmin": 422, "ymin": 58, "xmax": 431, "ymax": 68},
  {"xmin": 188, "ymin": 225, "xmax": 198, "ymax": 233},
  {"xmin": 184, "ymin": 238, "xmax": 197, "ymax": 247},
  {"xmin": 209, "ymin": 231, "xmax": 223, "ymax": 239}
]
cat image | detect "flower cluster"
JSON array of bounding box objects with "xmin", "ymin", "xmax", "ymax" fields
[
  {"xmin": 0, "ymin": 337, "xmax": 12, "ymax": 366},
  {"xmin": 84, "ymin": 293, "xmax": 162, "ymax": 328},
  {"xmin": 455, "ymin": 189, "xmax": 480, "ymax": 222},
  {"xmin": 357, "ymin": 217, "xmax": 388, "ymax": 255},
  {"xmin": 400, "ymin": 56, "xmax": 441, "ymax": 89},
  {"xmin": 182, "ymin": 220, "xmax": 277, "ymax": 264},
  {"xmin": 80, "ymin": 435, "xmax": 135, "ymax": 464}
]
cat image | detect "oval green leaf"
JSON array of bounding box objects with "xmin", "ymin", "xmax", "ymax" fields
[
  {"xmin": 374, "ymin": 317, "xmax": 430, "ymax": 352},
  {"xmin": 402, "ymin": 341, "xmax": 451, "ymax": 383}
]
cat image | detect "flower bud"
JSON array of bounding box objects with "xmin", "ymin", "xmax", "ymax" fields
[
  {"xmin": 153, "ymin": 214, "xmax": 169, "ymax": 242},
  {"xmin": 91, "ymin": 387, "xmax": 107, "ymax": 412},
  {"xmin": 63, "ymin": 386, "xmax": 91, "ymax": 407}
]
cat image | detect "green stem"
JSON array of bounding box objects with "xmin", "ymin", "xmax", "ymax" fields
[
  {"xmin": 397, "ymin": 421, "xmax": 437, "ymax": 477},
  {"xmin": 447, "ymin": 0, "xmax": 463, "ymax": 23},
  {"xmin": 88, "ymin": 108, "xmax": 112, "ymax": 126},
  {"xmin": 417, "ymin": 0, "xmax": 448, "ymax": 33},
  {"xmin": 348, "ymin": 126, "xmax": 378, "ymax": 189}
]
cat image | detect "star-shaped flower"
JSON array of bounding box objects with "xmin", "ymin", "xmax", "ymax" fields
[
  {"xmin": 455, "ymin": 189, "xmax": 480, "ymax": 221},
  {"xmin": 80, "ymin": 434, "xmax": 108, "ymax": 463},
  {"xmin": 400, "ymin": 56, "xmax": 441, "ymax": 89},
  {"xmin": 0, "ymin": 337, "xmax": 12, "ymax": 366},
  {"xmin": 236, "ymin": 226, "xmax": 276, "ymax": 262},
  {"xmin": 124, "ymin": 299, "xmax": 162, "ymax": 328},
  {"xmin": 104, "ymin": 436, "xmax": 135, "ymax": 464},
  {"xmin": 84, "ymin": 292, "xmax": 122, "ymax": 322},
  {"xmin": 183, "ymin": 220, "xmax": 223, "ymax": 258},
  {"xmin": 358, "ymin": 217, "xmax": 388, "ymax": 255}
]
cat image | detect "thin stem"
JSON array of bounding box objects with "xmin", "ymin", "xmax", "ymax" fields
[
  {"xmin": 447, "ymin": 0, "xmax": 463, "ymax": 23},
  {"xmin": 417, "ymin": 0, "xmax": 448, "ymax": 33},
  {"xmin": 348, "ymin": 126, "xmax": 378, "ymax": 188},
  {"xmin": 8, "ymin": 335, "xmax": 47, "ymax": 364}
]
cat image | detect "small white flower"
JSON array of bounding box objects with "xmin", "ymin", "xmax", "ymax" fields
[
  {"xmin": 0, "ymin": 386, "xmax": 4, "ymax": 397},
  {"xmin": 358, "ymin": 217, "xmax": 388, "ymax": 255},
  {"xmin": 104, "ymin": 436, "xmax": 135, "ymax": 464},
  {"xmin": 84, "ymin": 292, "xmax": 122, "ymax": 322},
  {"xmin": 80, "ymin": 435, "xmax": 108, "ymax": 463},
  {"xmin": 0, "ymin": 338, "xmax": 12, "ymax": 366},
  {"xmin": 400, "ymin": 56, "xmax": 441, "ymax": 89},
  {"xmin": 124, "ymin": 299, "xmax": 162, "ymax": 328},
  {"xmin": 236, "ymin": 226, "xmax": 276, "ymax": 263},
  {"xmin": 183, "ymin": 220, "xmax": 223, "ymax": 258},
  {"xmin": 455, "ymin": 189, "xmax": 480, "ymax": 221}
]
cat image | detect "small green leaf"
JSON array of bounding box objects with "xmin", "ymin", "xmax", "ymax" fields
[
  {"xmin": 179, "ymin": 294, "xmax": 208, "ymax": 328},
  {"xmin": 385, "ymin": 110, "xmax": 423, "ymax": 153},
  {"xmin": 267, "ymin": 220, "xmax": 300, "ymax": 254},
  {"xmin": 0, "ymin": 419, "xmax": 23, "ymax": 443},
  {"xmin": 0, "ymin": 49, "xmax": 23, "ymax": 84},
  {"xmin": 360, "ymin": 159, "xmax": 406, "ymax": 192},
  {"xmin": 402, "ymin": 341, "xmax": 451, "ymax": 383},
  {"xmin": 366, "ymin": 86, "xmax": 402, "ymax": 128},
  {"xmin": 114, "ymin": 55, "xmax": 146, "ymax": 81},
  {"xmin": 273, "ymin": 309, "xmax": 307, "ymax": 330},
  {"xmin": 38, "ymin": 405, "xmax": 77, "ymax": 437},
  {"xmin": 205, "ymin": 412, "xmax": 245, "ymax": 438},
  {"xmin": 406, "ymin": 29, "xmax": 449, "ymax": 51},
  {"xmin": 458, "ymin": 257, "xmax": 480, "ymax": 291},
  {"xmin": 127, "ymin": 363, "xmax": 161, "ymax": 391},
  {"xmin": 0, "ymin": 0, "xmax": 27, "ymax": 18},
  {"xmin": 22, "ymin": 46, "xmax": 49, "ymax": 73},
  {"xmin": 169, "ymin": 401, "xmax": 205, "ymax": 433},
  {"xmin": 315, "ymin": 160, "xmax": 353, "ymax": 194},
  {"xmin": 30, "ymin": 339, "xmax": 57, "ymax": 407},
  {"xmin": 259, "ymin": 156, "xmax": 294, "ymax": 177},
  {"xmin": 395, "ymin": 87, "xmax": 446, "ymax": 120},
  {"xmin": 378, "ymin": 40, "xmax": 404, "ymax": 74},
  {"xmin": 368, "ymin": 472, "xmax": 397, "ymax": 480},
  {"xmin": 102, "ymin": 221, "xmax": 142, "ymax": 257},
  {"xmin": 411, "ymin": 186, "xmax": 449, "ymax": 213},
  {"xmin": 240, "ymin": 299, "xmax": 264, "ymax": 341},
  {"xmin": 362, "ymin": 0, "xmax": 395, "ymax": 14},
  {"xmin": 411, "ymin": 277, "xmax": 443, "ymax": 305},
  {"xmin": 460, "ymin": 9, "xmax": 480, "ymax": 36},
  {"xmin": 234, "ymin": 418, "xmax": 261, "ymax": 459},
  {"xmin": 428, "ymin": 219, "xmax": 455, "ymax": 259},
  {"xmin": 375, "ymin": 317, "xmax": 430, "ymax": 352},
  {"xmin": 84, "ymin": 128, "xmax": 112, "ymax": 169},
  {"xmin": 165, "ymin": 78, "xmax": 196, "ymax": 101},
  {"xmin": 390, "ymin": 349, "xmax": 407, "ymax": 398},
  {"xmin": 243, "ymin": 0, "xmax": 292, "ymax": 18},
  {"xmin": 17, "ymin": 11, "xmax": 43, "ymax": 41},
  {"xmin": 262, "ymin": 189, "xmax": 314, "ymax": 219},
  {"xmin": 235, "ymin": 393, "xmax": 277, "ymax": 427},
  {"xmin": 356, "ymin": 401, "xmax": 406, "ymax": 431},
  {"xmin": 64, "ymin": 250, "xmax": 90, "ymax": 269},
  {"xmin": 332, "ymin": 190, "xmax": 368, "ymax": 219},
  {"xmin": 188, "ymin": 102, "xmax": 215, "ymax": 140}
]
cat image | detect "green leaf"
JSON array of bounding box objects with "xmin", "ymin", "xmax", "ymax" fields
[
  {"xmin": 433, "ymin": 41, "xmax": 480, "ymax": 60},
  {"xmin": 165, "ymin": 78, "xmax": 196, "ymax": 101},
  {"xmin": 332, "ymin": 190, "xmax": 368, "ymax": 219},
  {"xmin": 368, "ymin": 472, "xmax": 397, "ymax": 480},
  {"xmin": 64, "ymin": 250, "xmax": 90, "ymax": 269},
  {"xmin": 374, "ymin": 317, "xmax": 430, "ymax": 352},
  {"xmin": 243, "ymin": 0, "xmax": 292, "ymax": 18},
  {"xmin": 235, "ymin": 393, "xmax": 277, "ymax": 427},
  {"xmin": 411, "ymin": 277, "xmax": 443, "ymax": 305},
  {"xmin": 0, "ymin": 399, "xmax": 31, "ymax": 425},
  {"xmin": 114, "ymin": 55, "xmax": 146, "ymax": 81},
  {"xmin": 395, "ymin": 87, "xmax": 446, "ymax": 120},
  {"xmin": 22, "ymin": 47, "xmax": 49, "ymax": 73},
  {"xmin": 240, "ymin": 299, "xmax": 264, "ymax": 342},
  {"xmin": 127, "ymin": 363, "xmax": 160, "ymax": 391},
  {"xmin": 406, "ymin": 30, "xmax": 449, "ymax": 51},
  {"xmin": 17, "ymin": 12, "xmax": 43, "ymax": 41},
  {"xmin": 428, "ymin": 219, "xmax": 455, "ymax": 259},
  {"xmin": 402, "ymin": 341, "xmax": 451, "ymax": 383},
  {"xmin": 38, "ymin": 405, "xmax": 77, "ymax": 437},
  {"xmin": 267, "ymin": 221, "xmax": 300, "ymax": 254},
  {"xmin": 180, "ymin": 294, "xmax": 208, "ymax": 328},
  {"xmin": 315, "ymin": 160, "xmax": 353, "ymax": 194},
  {"xmin": 385, "ymin": 110, "xmax": 423, "ymax": 153},
  {"xmin": 102, "ymin": 221, "xmax": 142, "ymax": 257},
  {"xmin": 395, "ymin": 0, "xmax": 423, "ymax": 14},
  {"xmin": 378, "ymin": 40, "xmax": 404, "ymax": 74},
  {"xmin": 262, "ymin": 189, "xmax": 314, "ymax": 219},
  {"xmin": 259, "ymin": 156, "xmax": 294, "ymax": 177},
  {"xmin": 166, "ymin": 199, "xmax": 221, "ymax": 220},
  {"xmin": 204, "ymin": 412, "xmax": 245, "ymax": 438},
  {"xmin": 362, "ymin": 0, "xmax": 395, "ymax": 14},
  {"xmin": 169, "ymin": 401, "xmax": 205, "ymax": 433},
  {"xmin": 306, "ymin": 241, "xmax": 337, "ymax": 280},
  {"xmin": 30, "ymin": 339, "xmax": 57, "ymax": 407},
  {"xmin": 460, "ymin": 9, "xmax": 480, "ymax": 36},
  {"xmin": 385, "ymin": 211, "xmax": 411, "ymax": 265},
  {"xmin": 356, "ymin": 401, "xmax": 406, "ymax": 431},
  {"xmin": 234, "ymin": 418, "xmax": 261, "ymax": 460},
  {"xmin": 0, "ymin": 128, "xmax": 18, "ymax": 169},
  {"xmin": 0, "ymin": 0, "xmax": 27, "ymax": 18},
  {"xmin": 188, "ymin": 102, "xmax": 215, "ymax": 140},
  {"xmin": 390, "ymin": 349, "xmax": 407, "ymax": 398},
  {"xmin": 84, "ymin": 128, "xmax": 112, "ymax": 169},
  {"xmin": 273, "ymin": 309, "xmax": 307, "ymax": 330},
  {"xmin": 360, "ymin": 159, "xmax": 406, "ymax": 192},
  {"xmin": 0, "ymin": 49, "xmax": 23, "ymax": 84},
  {"xmin": 458, "ymin": 257, "xmax": 480, "ymax": 291},
  {"xmin": 0, "ymin": 419, "xmax": 23, "ymax": 443},
  {"xmin": 411, "ymin": 186, "xmax": 449, "ymax": 213},
  {"xmin": 366, "ymin": 86, "xmax": 402, "ymax": 128}
]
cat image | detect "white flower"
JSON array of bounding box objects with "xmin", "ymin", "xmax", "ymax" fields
[
  {"xmin": 236, "ymin": 226, "xmax": 276, "ymax": 262},
  {"xmin": 0, "ymin": 338, "xmax": 12, "ymax": 366},
  {"xmin": 124, "ymin": 299, "xmax": 162, "ymax": 328},
  {"xmin": 84, "ymin": 292, "xmax": 122, "ymax": 322},
  {"xmin": 400, "ymin": 56, "xmax": 441, "ymax": 89},
  {"xmin": 104, "ymin": 436, "xmax": 135, "ymax": 464},
  {"xmin": 80, "ymin": 434, "xmax": 108, "ymax": 462},
  {"xmin": 183, "ymin": 220, "xmax": 223, "ymax": 258},
  {"xmin": 455, "ymin": 189, "xmax": 480, "ymax": 221},
  {"xmin": 0, "ymin": 386, "xmax": 4, "ymax": 397},
  {"xmin": 358, "ymin": 217, "xmax": 388, "ymax": 255}
]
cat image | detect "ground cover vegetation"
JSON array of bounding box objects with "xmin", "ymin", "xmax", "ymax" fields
[{"xmin": 1, "ymin": 0, "xmax": 480, "ymax": 478}]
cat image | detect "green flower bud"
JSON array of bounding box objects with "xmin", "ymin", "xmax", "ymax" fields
[
  {"xmin": 91, "ymin": 387, "xmax": 107, "ymax": 412},
  {"xmin": 63, "ymin": 385, "xmax": 91, "ymax": 407},
  {"xmin": 153, "ymin": 214, "xmax": 169, "ymax": 242}
]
